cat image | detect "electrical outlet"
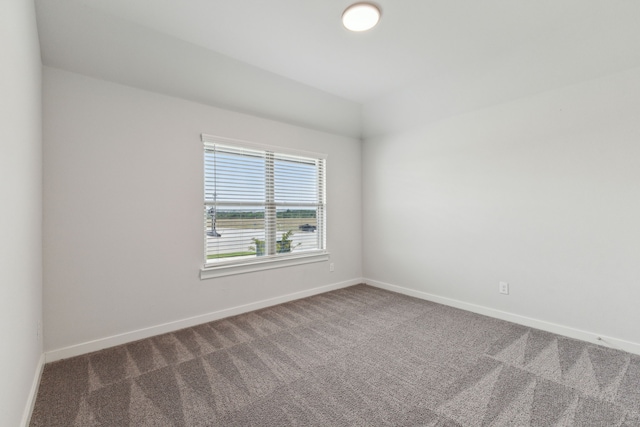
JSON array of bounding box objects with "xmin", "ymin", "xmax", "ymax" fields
[
  {"xmin": 329, "ymin": 263, "xmax": 335, "ymax": 272},
  {"xmin": 499, "ymin": 281, "xmax": 509, "ymax": 295}
]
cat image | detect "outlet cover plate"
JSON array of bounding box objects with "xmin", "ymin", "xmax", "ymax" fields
[{"xmin": 499, "ymin": 281, "xmax": 509, "ymax": 295}]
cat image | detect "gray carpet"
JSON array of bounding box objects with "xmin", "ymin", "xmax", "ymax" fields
[{"xmin": 30, "ymin": 284, "xmax": 640, "ymax": 426}]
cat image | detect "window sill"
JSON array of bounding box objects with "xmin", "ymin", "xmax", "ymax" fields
[{"xmin": 200, "ymin": 251, "xmax": 330, "ymax": 279}]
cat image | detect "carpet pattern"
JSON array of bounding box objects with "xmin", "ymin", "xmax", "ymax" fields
[{"xmin": 30, "ymin": 284, "xmax": 640, "ymax": 426}]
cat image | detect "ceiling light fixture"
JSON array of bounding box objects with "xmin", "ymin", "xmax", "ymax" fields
[{"xmin": 342, "ymin": 3, "xmax": 381, "ymax": 32}]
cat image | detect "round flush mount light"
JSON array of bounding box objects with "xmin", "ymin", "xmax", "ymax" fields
[{"xmin": 342, "ymin": 3, "xmax": 381, "ymax": 32}]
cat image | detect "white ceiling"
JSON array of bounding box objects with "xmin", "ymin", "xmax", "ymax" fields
[{"xmin": 35, "ymin": 0, "xmax": 640, "ymax": 135}]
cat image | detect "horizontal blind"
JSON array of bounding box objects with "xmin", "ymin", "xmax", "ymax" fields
[
  {"xmin": 204, "ymin": 144, "xmax": 265, "ymax": 205},
  {"xmin": 273, "ymin": 153, "xmax": 325, "ymax": 254},
  {"xmin": 204, "ymin": 138, "xmax": 326, "ymax": 265}
]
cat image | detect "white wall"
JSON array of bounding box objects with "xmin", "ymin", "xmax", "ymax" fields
[
  {"xmin": 36, "ymin": 0, "xmax": 362, "ymax": 139},
  {"xmin": 0, "ymin": 0, "xmax": 43, "ymax": 425},
  {"xmin": 362, "ymin": 66, "xmax": 640, "ymax": 351},
  {"xmin": 43, "ymin": 67, "xmax": 362, "ymax": 355}
]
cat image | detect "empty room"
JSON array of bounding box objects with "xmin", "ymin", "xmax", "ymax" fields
[{"xmin": 3, "ymin": 0, "xmax": 640, "ymax": 425}]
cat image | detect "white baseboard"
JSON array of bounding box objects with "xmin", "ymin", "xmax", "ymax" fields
[
  {"xmin": 45, "ymin": 278, "xmax": 363, "ymax": 362},
  {"xmin": 21, "ymin": 353, "xmax": 45, "ymax": 427},
  {"xmin": 365, "ymin": 278, "xmax": 640, "ymax": 356}
]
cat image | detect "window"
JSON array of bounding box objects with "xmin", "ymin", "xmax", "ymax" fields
[{"xmin": 201, "ymin": 134, "xmax": 328, "ymax": 278}]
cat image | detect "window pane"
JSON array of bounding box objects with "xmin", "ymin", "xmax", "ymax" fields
[
  {"xmin": 274, "ymin": 155, "xmax": 318, "ymax": 204},
  {"xmin": 205, "ymin": 149, "xmax": 265, "ymax": 204},
  {"xmin": 276, "ymin": 208, "xmax": 319, "ymax": 252},
  {"xmin": 205, "ymin": 207, "xmax": 266, "ymax": 261}
]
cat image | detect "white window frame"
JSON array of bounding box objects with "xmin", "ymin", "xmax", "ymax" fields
[{"xmin": 200, "ymin": 134, "xmax": 329, "ymax": 279}]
